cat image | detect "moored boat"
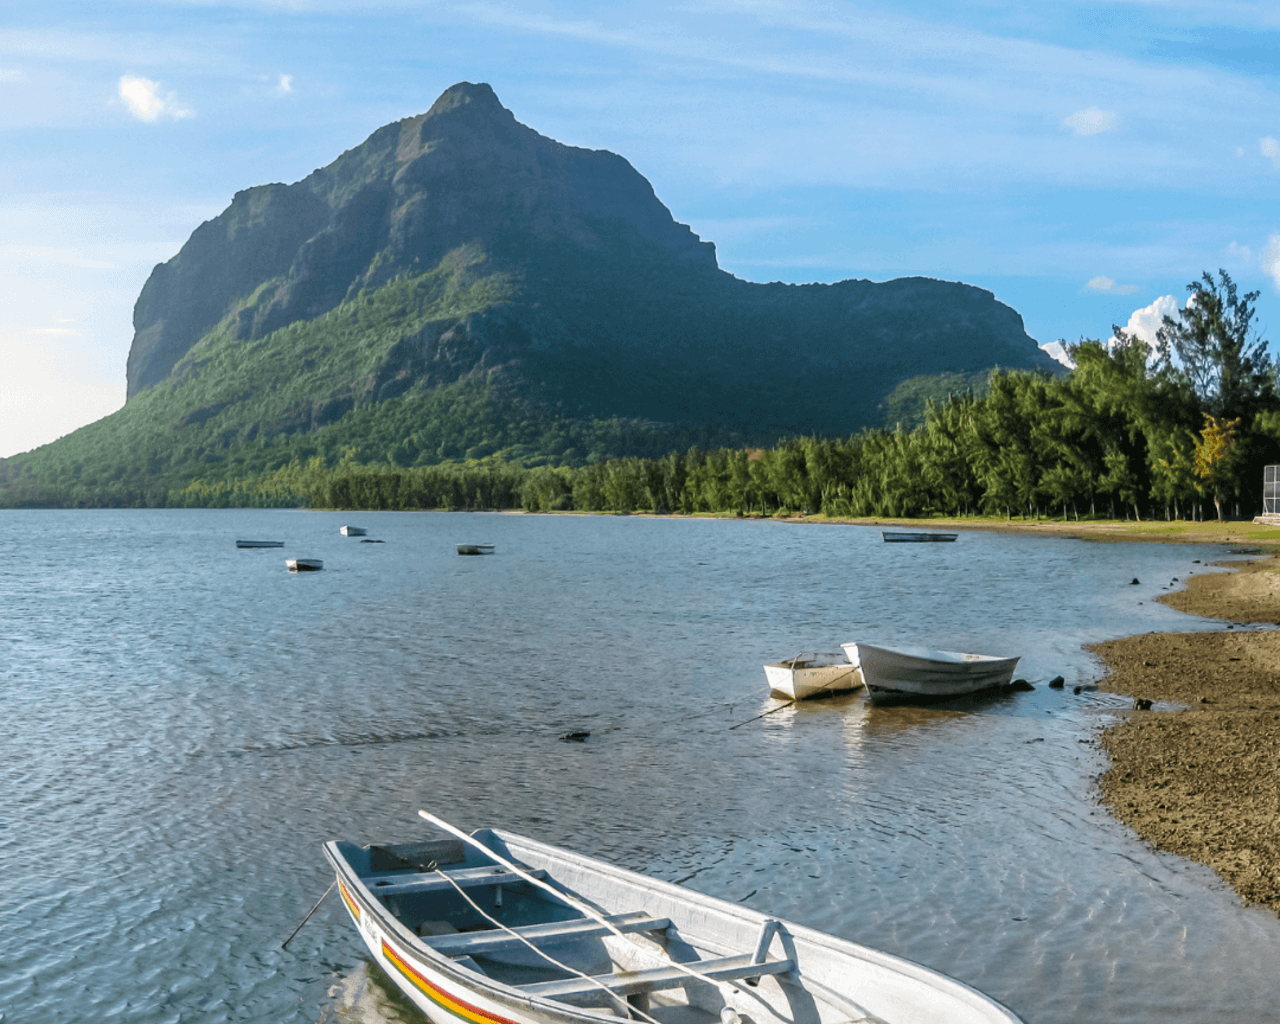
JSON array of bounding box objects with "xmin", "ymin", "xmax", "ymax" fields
[
  {"xmin": 763, "ymin": 653, "xmax": 861, "ymax": 700},
  {"xmin": 881, "ymin": 531, "xmax": 958, "ymax": 543},
  {"xmin": 325, "ymin": 813, "xmax": 1024, "ymax": 1024},
  {"xmin": 843, "ymin": 642, "xmax": 1019, "ymax": 703},
  {"xmin": 457, "ymin": 543, "xmax": 496, "ymax": 555},
  {"xmin": 235, "ymin": 540, "xmax": 284, "ymax": 548},
  {"xmin": 286, "ymin": 558, "xmax": 324, "ymax": 572},
  {"xmin": 340, "ymin": 526, "xmax": 367, "ymax": 537}
]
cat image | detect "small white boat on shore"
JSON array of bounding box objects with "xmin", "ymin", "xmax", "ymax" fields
[
  {"xmin": 325, "ymin": 813, "xmax": 1024, "ymax": 1024},
  {"xmin": 235, "ymin": 540, "xmax": 284, "ymax": 548},
  {"xmin": 340, "ymin": 526, "xmax": 367, "ymax": 537},
  {"xmin": 881, "ymin": 531, "xmax": 957, "ymax": 543},
  {"xmin": 843, "ymin": 642, "xmax": 1019, "ymax": 703},
  {"xmin": 457, "ymin": 543, "xmax": 495, "ymax": 555},
  {"xmin": 763, "ymin": 653, "xmax": 861, "ymax": 700},
  {"xmin": 286, "ymin": 558, "xmax": 324, "ymax": 572}
]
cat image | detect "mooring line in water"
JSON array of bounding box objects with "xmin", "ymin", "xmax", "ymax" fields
[
  {"xmin": 728, "ymin": 699, "xmax": 796, "ymax": 730},
  {"xmin": 281, "ymin": 880, "xmax": 336, "ymax": 950}
]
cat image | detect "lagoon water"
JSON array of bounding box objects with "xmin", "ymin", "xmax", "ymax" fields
[{"xmin": 4, "ymin": 509, "xmax": 1280, "ymax": 1024}]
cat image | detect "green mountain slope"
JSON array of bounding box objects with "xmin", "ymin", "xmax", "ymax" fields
[{"xmin": 0, "ymin": 81, "xmax": 1059, "ymax": 507}]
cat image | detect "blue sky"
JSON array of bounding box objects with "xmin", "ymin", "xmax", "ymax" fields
[{"xmin": 3, "ymin": 0, "xmax": 1280, "ymax": 457}]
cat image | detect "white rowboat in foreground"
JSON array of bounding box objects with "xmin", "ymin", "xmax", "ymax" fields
[
  {"xmin": 843, "ymin": 642, "xmax": 1019, "ymax": 703},
  {"xmin": 325, "ymin": 814, "xmax": 1024, "ymax": 1024},
  {"xmin": 763, "ymin": 653, "xmax": 861, "ymax": 700}
]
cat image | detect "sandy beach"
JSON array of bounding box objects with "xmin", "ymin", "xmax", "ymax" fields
[{"xmin": 1084, "ymin": 549, "xmax": 1280, "ymax": 914}]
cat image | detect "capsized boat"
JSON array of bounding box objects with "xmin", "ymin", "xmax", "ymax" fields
[
  {"xmin": 340, "ymin": 526, "xmax": 367, "ymax": 537},
  {"xmin": 881, "ymin": 531, "xmax": 957, "ymax": 543},
  {"xmin": 325, "ymin": 813, "xmax": 1024, "ymax": 1024},
  {"xmin": 286, "ymin": 558, "xmax": 324, "ymax": 572},
  {"xmin": 842, "ymin": 642, "xmax": 1019, "ymax": 703},
  {"xmin": 235, "ymin": 540, "xmax": 284, "ymax": 548},
  {"xmin": 763, "ymin": 653, "xmax": 861, "ymax": 700},
  {"xmin": 457, "ymin": 543, "xmax": 496, "ymax": 555}
]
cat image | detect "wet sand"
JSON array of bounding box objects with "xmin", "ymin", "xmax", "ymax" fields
[{"xmin": 1090, "ymin": 553, "xmax": 1280, "ymax": 913}]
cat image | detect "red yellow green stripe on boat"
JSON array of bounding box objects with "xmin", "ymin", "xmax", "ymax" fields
[
  {"xmin": 382, "ymin": 938, "xmax": 522, "ymax": 1024},
  {"xmin": 338, "ymin": 879, "xmax": 361, "ymax": 922}
]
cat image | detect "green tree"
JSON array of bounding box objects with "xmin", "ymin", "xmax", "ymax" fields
[{"xmin": 1194, "ymin": 415, "xmax": 1243, "ymax": 521}]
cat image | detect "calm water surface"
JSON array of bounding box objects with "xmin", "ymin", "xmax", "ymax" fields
[{"xmin": 2, "ymin": 510, "xmax": 1277, "ymax": 1024}]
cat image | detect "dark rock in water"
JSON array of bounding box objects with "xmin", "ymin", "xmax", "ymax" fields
[
  {"xmin": 1008, "ymin": 678, "xmax": 1035, "ymax": 692},
  {"xmin": 1130, "ymin": 578, "xmax": 1140, "ymax": 585},
  {"xmin": 360, "ymin": 538, "xmax": 384, "ymax": 543},
  {"xmin": 1048, "ymin": 676, "xmax": 1065, "ymax": 688},
  {"xmin": 1134, "ymin": 698, "xmax": 1154, "ymax": 710},
  {"xmin": 560, "ymin": 730, "xmax": 590, "ymax": 742}
]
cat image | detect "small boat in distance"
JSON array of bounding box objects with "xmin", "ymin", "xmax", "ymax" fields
[
  {"xmin": 457, "ymin": 543, "xmax": 495, "ymax": 555},
  {"xmin": 881, "ymin": 531, "xmax": 958, "ymax": 542},
  {"xmin": 286, "ymin": 558, "xmax": 324, "ymax": 572},
  {"xmin": 235, "ymin": 540, "xmax": 284, "ymax": 548},
  {"xmin": 325, "ymin": 813, "xmax": 1025, "ymax": 1024},
  {"xmin": 843, "ymin": 642, "xmax": 1019, "ymax": 703},
  {"xmin": 340, "ymin": 526, "xmax": 367, "ymax": 537},
  {"xmin": 763, "ymin": 652, "xmax": 861, "ymax": 700}
]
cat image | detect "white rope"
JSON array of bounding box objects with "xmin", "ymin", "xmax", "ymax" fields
[
  {"xmin": 427, "ymin": 864, "xmax": 664, "ymax": 1024},
  {"xmin": 418, "ymin": 812, "xmax": 751, "ymax": 1000}
]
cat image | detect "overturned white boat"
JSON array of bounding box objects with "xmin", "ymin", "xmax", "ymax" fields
[
  {"xmin": 325, "ymin": 813, "xmax": 1024, "ymax": 1024},
  {"xmin": 340, "ymin": 525, "xmax": 367, "ymax": 537},
  {"xmin": 286, "ymin": 558, "xmax": 324, "ymax": 572},
  {"xmin": 842, "ymin": 642, "xmax": 1019, "ymax": 703},
  {"xmin": 763, "ymin": 653, "xmax": 861, "ymax": 701}
]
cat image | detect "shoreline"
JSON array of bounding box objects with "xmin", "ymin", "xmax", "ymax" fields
[{"xmin": 1089, "ymin": 553, "xmax": 1280, "ymax": 914}]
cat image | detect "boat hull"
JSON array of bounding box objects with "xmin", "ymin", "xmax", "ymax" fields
[
  {"xmin": 844, "ymin": 642, "xmax": 1018, "ymax": 702},
  {"xmin": 286, "ymin": 558, "xmax": 323, "ymax": 572},
  {"xmin": 340, "ymin": 526, "xmax": 367, "ymax": 537},
  {"xmin": 235, "ymin": 540, "xmax": 284, "ymax": 548},
  {"xmin": 881, "ymin": 531, "xmax": 957, "ymax": 543},
  {"xmin": 763, "ymin": 654, "xmax": 861, "ymax": 700},
  {"xmin": 325, "ymin": 827, "xmax": 1024, "ymax": 1024},
  {"xmin": 457, "ymin": 544, "xmax": 496, "ymax": 555}
]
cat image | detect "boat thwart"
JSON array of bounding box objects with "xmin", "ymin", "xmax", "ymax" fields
[
  {"xmin": 843, "ymin": 642, "xmax": 1019, "ymax": 703},
  {"xmin": 763, "ymin": 653, "xmax": 861, "ymax": 700},
  {"xmin": 325, "ymin": 813, "xmax": 1024, "ymax": 1024}
]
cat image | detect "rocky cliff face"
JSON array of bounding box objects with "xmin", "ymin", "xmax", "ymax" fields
[{"xmin": 126, "ymin": 81, "xmax": 1056, "ymax": 435}]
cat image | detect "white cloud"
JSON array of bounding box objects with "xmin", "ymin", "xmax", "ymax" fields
[
  {"xmin": 1040, "ymin": 340, "xmax": 1075, "ymax": 369},
  {"xmin": 276, "ymin": 73, "xmax": 293, "ymax": 95},
  {"xmin": 1112, "ymin": 295, "xmax": 1181, "ymax": 354},
  {"xmin": 1264, "ymin": 236, "xmax": 1280, "ymax": 291},
  {"xmin": 1262, "ymin": 136, "xmax": 1280, "ymax": 167},
  {"xmin": 1086, "ymin": 275, "xmax": 1139, "ymax": 295},
  {"xmin": 118, "ymin": 75, "xmax": 192, "ymax": 122},
  {"xmin": 1063, "ymin": 107, "xmax": 1119, "ymax": 136},
  {"xmin": 1226, "ymin": 240, "xmax": 1254, "ymax": 262}
]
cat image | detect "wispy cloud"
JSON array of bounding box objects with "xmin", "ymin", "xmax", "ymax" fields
[
  {"xmin": 0, "ymin": 244, "xmax": 117, "ymax": 270},
  {"xmin": 276, "ymin": 73, "xmax": 293, "ymax": 95},
  {"xmin": 1264, "ymin": 236, "xmax": 1280, "ymax": 291},
  {"xmin": 1064, "ymin": 108, "xmax": 1119, "ymax": 136},
  {"xmin": 1086, "ymin": 275, "xmax": 1138, "ymax": 294},
  {"xmin": 118, "ymin": 75, "xmax": 193, "ymax": 122},
  {"xmin": 1262, "ymin": 136, "xmax": 1280, "ymax": 167}
]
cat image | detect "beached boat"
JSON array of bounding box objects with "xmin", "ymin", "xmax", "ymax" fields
[
  {"xmin": 881, "ymin": 531, "xmax": 958, "ymax": 543},
  {"xmin": 325, "ymin": 813, "xmax": 1024, "ymax": 1024},
  {"xmin": 286, "ymin": 558, "xmax": 324, "ymax": 572},
  {"xmin": 763, "ymin": 653, "xmax": 861, "ymax": 700},
  {"xmin": 842, "ymin": 642, "xmax": 1019, "ymax": 703},
  {"xmin": 457, "ymin": 544, "xmax": 496, "ymax": 555},
  {"xmin": 235, "ymin": 540, "xmax": 284, "ymax": 548},
  {"xmin": 340, "ymin": 526, "xmax": 367, "ymax": 537}
]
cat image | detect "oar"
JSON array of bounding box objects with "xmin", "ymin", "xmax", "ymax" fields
[{"xmin": 281, "ymin": 880, "xmax": 336, "ymax": 950}]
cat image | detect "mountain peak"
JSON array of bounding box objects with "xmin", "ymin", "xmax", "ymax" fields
[{"xmin": 424, "ymin": 81, "xmax": 510, "ymax": 121}]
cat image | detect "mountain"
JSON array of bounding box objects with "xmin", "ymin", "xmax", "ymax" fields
[{"xmin": 1, "ymin": 82, "xmax": 1059, "ymax": 506}]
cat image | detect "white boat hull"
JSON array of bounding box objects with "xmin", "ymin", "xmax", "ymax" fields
[
  {"xmin": 286, "ymin": 558, "xmax": 323, "ymax": 572},
  {"xmin": 341, "ymin": 526, "xmax": 367, "ymax": 537},
  {"xmin": 844, "ymin": 642, "xmax": 1018, "ymax": 702},
  {"xmin": 325, "ymin": 826, "xmax": 1024, "ymax": 1024},
  {"xmin": 763, "ymin": 654, "xmax": 860, "ymax": 700}
]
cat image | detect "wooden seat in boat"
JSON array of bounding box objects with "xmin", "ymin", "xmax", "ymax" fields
[{"xmin": 367, "ymin": 864, "xmax": 548, "ymax": 897}]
